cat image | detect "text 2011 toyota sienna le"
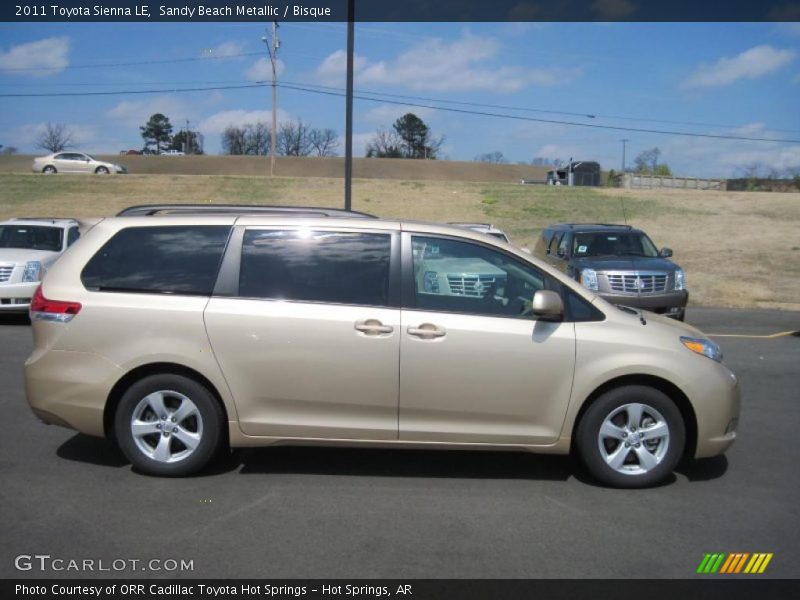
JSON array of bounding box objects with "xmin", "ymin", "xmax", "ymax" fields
[{"xmin": 24, "ymin": 205, "xmax": 740, "ymax": 488}]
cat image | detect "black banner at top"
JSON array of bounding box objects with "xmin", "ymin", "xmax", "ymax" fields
[{"xmin": 4, "ymin": 0, "xmax": 800, "ymax": 22}]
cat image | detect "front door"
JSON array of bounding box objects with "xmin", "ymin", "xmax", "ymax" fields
[
  {"xmin": 204, "ymin": 227, "xmax": 401, "ymax": 440},
  {"xmin": 399, "ymin": 234, "xmax": 576, "ymax": 445}
]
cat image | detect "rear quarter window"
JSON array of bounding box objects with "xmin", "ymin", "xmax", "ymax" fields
[{"xmin": 81, "ymin": 226, "xmax": 231, "ymax": 295}]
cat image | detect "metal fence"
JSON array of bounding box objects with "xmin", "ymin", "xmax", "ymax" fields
[{"xmin": 622, "ymin": 173, "xmax": 725, "ymax": 190}]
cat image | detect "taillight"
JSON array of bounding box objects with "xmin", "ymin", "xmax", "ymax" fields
[{"xmin": 29, "ymin": 286, "xmax": 82, "ymax": 322}]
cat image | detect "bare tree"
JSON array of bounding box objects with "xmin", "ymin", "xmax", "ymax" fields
[
  {"xmin": 308, "ymin": 128, "xmax": 339, "ymax": 157},
  {"xmin": 36, "ymin": 122, "xmax": 74, "ymax": 153},
  {"xmin": 247, "ymin": 122, "xmax": 271, "ymax": 156},
  {"xmin": 278, "ymin": 119, "xmax": 312, "ymax": 156},
  {"xmin": 221, "ymin": 125, "xmax": 248, "ymax": 155},
  {"xmin": 365, "ymin": 128, "xmax": 403, "ymax": 158},
  {"xmin": 475, "ymin": 151, "xmax": 507, "ymax": 164}
]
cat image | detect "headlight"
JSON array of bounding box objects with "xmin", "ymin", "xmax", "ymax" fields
[
  {"xmin": 580, "ymin": 268, "xmax": 598, "ymax": 291},
  {"xmin": 680, "ymin": 336, "xmax": 723, "ymax": 362},
  {"xmin": 423, "ymin": 271, "xmax": 440, "ymax": 293},
  {"xmin": 22, "ymin": 261, "xmax": 43, "ymax": 283},
  {"xmin": 674, "ymin": 268, "xmax": 685, "ymax": 290}
]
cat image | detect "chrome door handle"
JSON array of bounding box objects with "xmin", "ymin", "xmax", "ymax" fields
[
  {"xmin": 355, "ymin": 319, "xmax": 394, "ymax": 335},
  {"xmin": 407, "ymin": 324, "xmax": 446, "ymax": 339}
]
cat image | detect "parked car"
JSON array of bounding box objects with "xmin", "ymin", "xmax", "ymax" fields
[
  {"xmin": 24, "ymin": 205, "xmax": 738, "ymax": 487},
  {"xmin": 533, "ymin": 223, "xmax": 688, "ymax": 320},
  {"xmin": 449, "ymin": 222, "xmax": 510, "ymax": 243},
  {"xmin": 0, "ymin": 218, "xmax": 81, "ymax": 312},
  {"xmin": 32, "ymin": 152, "xmax": 127, "ymax": 175}
]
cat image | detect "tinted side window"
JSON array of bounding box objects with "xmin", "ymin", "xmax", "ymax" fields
[
  {"xmin": 67, "ymin": 227, "xmax": 80, "ymax": 247},
  {"xmin": 239, "ymin": 230, "xmax": 391, "ymax": 307},
  {"xmin": 548, "ymin": 232, "xmax": 563, "ymax": 255},
  {"xmin": 81, "ymin": 226, "xmax": 230, "ymax": 295},
  {"xmin": 411, "ymin": 236, "xmax": 548, "ymax": 319}
]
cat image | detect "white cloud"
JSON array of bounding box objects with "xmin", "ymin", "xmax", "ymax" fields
[
  {"xmin": 245, "ymin": 57, "xmax": 285, "ymax": 82},
  {"xmin": 0, "ymin": 37, "xmax": 70, "ymax": 76},
  {"xmin": 316, "ymin": 32, "xmax": 581, "ymax": 93},
  {"xmin": 106, "ymin": 96, "xmax": 189, "ymax": 127},
  {"xmin": 197, "ymin": 108, "xmax": 292, "ymax": 136},
  {"xmin": 205, "ymin": 41, "xmax": 245, "ymax": 58},
  {"xmin": 682, "ymin": 45, "xmax": 797, "ymax": 89}
]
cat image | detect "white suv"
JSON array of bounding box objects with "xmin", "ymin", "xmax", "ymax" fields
[{"xmin": 0, "ymin": 218, "xmax": 81, "ymax": 312}]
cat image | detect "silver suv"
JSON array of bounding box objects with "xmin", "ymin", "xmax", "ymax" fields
[{"xmin": 24, "ymin": 205, "xmax": 739, "ymax": 487}]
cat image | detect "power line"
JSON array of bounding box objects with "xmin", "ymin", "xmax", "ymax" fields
[
  {"xmin": 0, "ymin": 79, "xmax": 797, "ymax": 144},
  {"xmin": 3, "ymin": 72, "xmax": 797, "ymax": 136},
  {"xmin": 277, "ymin": 83, "xmax": 800, "ymax": 144}
]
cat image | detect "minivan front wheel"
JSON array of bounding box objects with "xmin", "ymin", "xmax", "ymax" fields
[
  {"xmin": 114, "ymin": 374, "xmax": 223, "ymax": 477},
  {"xmin": 576, "ymin": 385, "xmax": 685, "ymax": 488}
]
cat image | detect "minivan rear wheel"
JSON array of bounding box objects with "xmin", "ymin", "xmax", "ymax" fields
[
  {"xmin": 114, "ymin": 374, "xmax": 223, "ymax": 477},
  {"xmin": 576, "ymin": 385, "xmax": 685, "ymax": 488}
]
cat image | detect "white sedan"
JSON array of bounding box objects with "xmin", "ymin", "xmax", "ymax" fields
[{"xmin": 32, "ymin": 152, "xmax": 127, "ymax": 175}]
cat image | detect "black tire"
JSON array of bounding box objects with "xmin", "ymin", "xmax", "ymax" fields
[
  {"xmin": 676, "ymin": 310, "xmax": 686, "ymax": 322},
  {"xmin": 575, "ymin": 385, "xmax": 685, "ymax": 488},
  {"xmin": 114, "ymin": 373, "xmax": 224, "ymax": 477},
  {"xmin": 95, "ymin": 166, "xmax": 109, "ymax": 174},
  {"xmin": 42, "ymin": 165, "xmax": 57, "ymax": 174}
]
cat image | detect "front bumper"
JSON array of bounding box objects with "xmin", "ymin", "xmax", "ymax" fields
[
  {"xmin": 691, "ymin": 361, "xmax": 741, "ymax": 459},
  {"xmin": 0, "ymin": 281, "xmax": 38, "ymax": 312},
  {"xmin": 599, "ymin": 289, "xmax": 688, "ymax": 313}
]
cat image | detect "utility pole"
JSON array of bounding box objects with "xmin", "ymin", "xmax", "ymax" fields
[
  {"xmin": 620, "ymin": 139, "xmax": 629, "ymax": 173},
  {"xmin": 344, "ymin": 0, "xmax": 355, "ymax": 211},
  {"xmin": 262, "ymin": 22, "xmax": 279, "ymax": 176},
  {"xmin": 185, "ymin": 119, "xmax": 190, "ymax": 154}
]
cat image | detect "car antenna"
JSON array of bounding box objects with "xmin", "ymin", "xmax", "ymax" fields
[{"xmin": 619, "ymin": 196, "xmax": 628, "ymax": 226}]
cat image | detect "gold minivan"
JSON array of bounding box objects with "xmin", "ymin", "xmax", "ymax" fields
[{"xmin": 24, "ymin": 205, "xmax": 740, "ymax": 487}]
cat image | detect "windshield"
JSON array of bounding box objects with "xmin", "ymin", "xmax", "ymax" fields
[
  {"xmin": 0, "ymin": 225, "xmax": 63, "ymax": 251},
  {"xmin": 572, "ymin": 231, "xmax": 658, "ymax": 258}
]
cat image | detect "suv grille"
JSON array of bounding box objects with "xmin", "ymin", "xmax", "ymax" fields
[
  {"xmin": 0, "ymin": 265, "xmax": 13, "ymax": 283},
  {"xmin": 447, "ymin": 274, "xmax": 504, "ymax": 298},
  {"xmin": 606, "ymin": 272, "xmax": 668, "ymax": 294}
]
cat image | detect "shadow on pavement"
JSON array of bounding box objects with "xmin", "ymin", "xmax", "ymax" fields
[
  {"xmin": 236, "ymin": 446, "xmax": 574, "ymax": 481},
  {"xmin": 57, "ymin": 434, "xmax": 128, "ymax": 467},
  {"xmin": 0, "ymin": 314, "xmax": 30, "ymax": 326},
  {"xmin": 676, "ymin": 455, "xmax": 729, "ymax": 481},
  {"xmin": 56, "ymin": 434, "xmax": 729, "ymax": 485}
]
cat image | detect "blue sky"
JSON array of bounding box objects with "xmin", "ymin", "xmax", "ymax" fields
[{"xmin": 1, "ymin": 21, "xmax": 799, "ymax": 177}]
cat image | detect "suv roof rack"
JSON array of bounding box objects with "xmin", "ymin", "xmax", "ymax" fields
[
  {"xmin": 448, "ymin": 222, "xmax": 493, "ymax": 227},
  {"xmin": 8, "ymin": 217, "xmax": 78, "ymax": 223},
  {"xmin": 116, "ymin": 204, "xmax": 377, "ymax": 219},
  {"xmin": 555, "ymin": 222, "xmax": 633, "ymax": 230}
]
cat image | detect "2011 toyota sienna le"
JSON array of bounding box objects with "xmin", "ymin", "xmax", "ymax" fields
[{"xmin": 24, "ymin": 204, "xmax": 740, "ymax": 487}]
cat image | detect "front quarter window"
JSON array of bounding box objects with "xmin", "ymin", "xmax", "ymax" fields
[{"xmin": 411, "ymin": 235, "xmax": 550, "ymax": 319}]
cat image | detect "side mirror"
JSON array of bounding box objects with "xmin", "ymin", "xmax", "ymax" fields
[
  {"xmin": 532, "ymin": 290, "xmax": 564, "ymax": 320},
  {"xmin": 659, "ymin": 247, "xmax": 673, "ymax": 258}
]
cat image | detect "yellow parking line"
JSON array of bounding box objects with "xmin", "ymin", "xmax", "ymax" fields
[{"xmin": 708, "ymin": 330, "xmax": 798, "ymax": 339}]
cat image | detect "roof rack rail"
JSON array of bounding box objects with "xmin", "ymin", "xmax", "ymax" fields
[
  {"xmin": 448, "ymin": 222, "xmax": 493, "ymax": 227},
  {"xmin": 116, "ymin": 204, "xmax": 377, "ymax": 219},
  {"xmin": 8, "ymin": 217, "xmax": 77, "ymax": 223},
  {"xmin": 555, "ymin": 222, "xmax": 632, "ymax": 229}
]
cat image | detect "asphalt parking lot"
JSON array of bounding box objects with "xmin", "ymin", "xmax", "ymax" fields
[{"xmin": 0, "ymin": 307, "xmax": 797, "ymax": 579}]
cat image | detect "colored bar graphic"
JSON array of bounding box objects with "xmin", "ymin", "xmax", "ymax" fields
[
  {"xmin": 734, "ymin": 553, "xmax": 750, "ymax": 573},
  {"xmin": 697, "ymin": 554, "xmax": 712, "ymax": 574},
  {"xmin": 758, "ymin": 554, "xmax": 773, "ymax": 573},
  {"xmin": 697, "ymin": 552, "xmax": 772, "ymax": 574}
]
